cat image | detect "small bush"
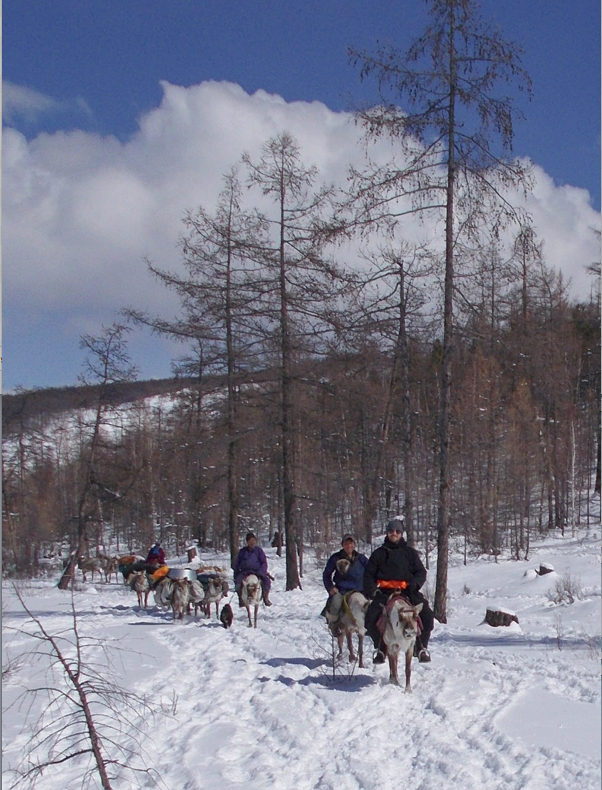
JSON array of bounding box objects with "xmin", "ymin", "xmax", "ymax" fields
[{"xmin": 547, "ymin": 573, "xmax": 583, "ymax": 605}]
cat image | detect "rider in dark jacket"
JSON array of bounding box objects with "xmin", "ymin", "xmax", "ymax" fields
[{"xmin": 364, "ymin": 516, "xmax": 434, "ymax": 663}]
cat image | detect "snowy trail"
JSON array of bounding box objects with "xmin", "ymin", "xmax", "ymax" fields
[
  {"xmin": 3, "ymin": 532, "xmax": 600, "ymax": 790},
  {"xmin": 126, "ymin": 554, "xmax": 598, "ymax": 790}
]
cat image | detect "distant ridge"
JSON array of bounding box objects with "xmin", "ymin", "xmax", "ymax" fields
[{"xmin": 2, "ymin": 376, "xmax": 195, "ymax": 434}]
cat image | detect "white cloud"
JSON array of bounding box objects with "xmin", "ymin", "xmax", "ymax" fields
[
  {"xmin": 2, "ymin": 82, "xmax": 59, "ymax": 124},
  {"xmin": 2, "ymin": 80, "xmax": 92, "ymax": 126},
  {"xmin": 525, "ymin": 165, "xmax": 600, "ymax": 300},
  {"xmin": 3, "ymin": 80, "xmax": 599, "ymax": 387}
]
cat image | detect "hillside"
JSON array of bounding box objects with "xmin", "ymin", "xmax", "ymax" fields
[
  {"xmin": 2, "ymin": 377, "xmax": 195, "ymax": 437},
  {"xmin": 2, "ymin": 529, "xmax": 600, "ymax": 789}
]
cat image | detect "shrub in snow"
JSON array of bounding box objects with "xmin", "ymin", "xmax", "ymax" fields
[{"xmin": 546, "ymin": 573, "xmax": 583, "ymax": 605}]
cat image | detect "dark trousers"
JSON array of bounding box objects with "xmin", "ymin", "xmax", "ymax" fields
[{"xmin": 365, "ymin": 591, "xmax": 434, "ymax": 651}]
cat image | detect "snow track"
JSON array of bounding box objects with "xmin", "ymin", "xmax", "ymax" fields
[
  {"xmin": 2, "ymin": 532, "xmax": 600, "ymax": 789},
  {"xmin": 133, "ymin": 552, "xmax": 598, "ymax": 790}
]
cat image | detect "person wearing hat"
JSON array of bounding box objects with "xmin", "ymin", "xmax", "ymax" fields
[
  {"xmin": 321, "ymin": 534, "xmax": 368, "ymax": 621},
  {"xmin": 145, "ymin": 541, "xmax": 166, "ymax": 570},
  {"xmin": 363, "ymin": 515, "xmax": 434, "ymax": 663},
  {"xmin": 233, "ymin": 532, "xmax": 272, "ymax": 606}
]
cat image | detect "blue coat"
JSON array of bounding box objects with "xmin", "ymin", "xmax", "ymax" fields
[
  {"xmin": 233, "ymin": 545, "xmax": 271, "ymax": 590},
  {"xmin": 322, "ymin": 549, "xmax": 368, "ymax": 593}
]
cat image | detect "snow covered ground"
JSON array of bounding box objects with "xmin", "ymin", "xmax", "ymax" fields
[{"xmin": 3, "ymin": 529, "xmax": 600, "ymax": 790}]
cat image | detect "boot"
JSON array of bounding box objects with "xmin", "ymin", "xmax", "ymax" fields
[{"xmin": 262, "ymin": 590, "xmax": 272, "ymax": 607}]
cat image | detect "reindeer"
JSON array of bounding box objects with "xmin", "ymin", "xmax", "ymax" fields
[
  {"xmin": 240, "ymin": 574, "xmax": 262, "ymax": 628},
  {"xmin": 379, "ymin": 596, "xmax": 423, "ymax": 691},
  {"xmin": 126, "ymin": 570, "xmax": 150, "ymax": 608},
  {"xmin": 154, "ymin": 576, "xmax": 174, "ymax": 609},
  {"xmin": 325, "ymin": 590, "xmax": 370, "ymax": 667},
  {"xmin": 77, "ymin": 556, "xmax": 102, "ymax": 583},
  {"xmin": 170, "ymin": 578, "xmax": 190, "ymax": 621},
  {"xmin": 98, "ymin": 554, "xmax": 120, "ymax": 583},
  {"xmin": 199, "ymin": 575, "xmax": 229, "ymax": 619}
]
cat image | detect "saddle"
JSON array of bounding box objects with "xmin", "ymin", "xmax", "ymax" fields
[{"xmin": 324, "ymin": 590, "xmax": 361, "ymax": 628}]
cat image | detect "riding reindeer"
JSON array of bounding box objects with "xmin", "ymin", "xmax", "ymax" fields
[
  {"xmin": 325, "ymin": 590, "xmax": 369, "ymax": 667},
  {"xmin": 378, "ymin": 596, "xmax": 423, "ymax": 691},
  {"xmin": 241, "ymin": 574, "xmax": 262, "ymax": 628}
]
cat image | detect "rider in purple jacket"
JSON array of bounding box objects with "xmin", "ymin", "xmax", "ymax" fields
[{"xmin": 233, "ymin": 532, "xmax": 272, "ymax": 606}]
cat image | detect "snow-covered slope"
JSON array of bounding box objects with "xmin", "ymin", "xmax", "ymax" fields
[{"xmin": 2, "ymin": 530, "xmax": 600, "ymax": 790}]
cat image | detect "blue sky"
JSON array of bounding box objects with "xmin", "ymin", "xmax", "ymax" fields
[{"xmin": 3, "ymin": 0, "xmax": 600, "ymax": 391}]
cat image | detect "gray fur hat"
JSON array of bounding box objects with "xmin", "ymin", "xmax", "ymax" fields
[{"xmin": 386, "ymin": 515, "xmax": 405, "ymax": 532}]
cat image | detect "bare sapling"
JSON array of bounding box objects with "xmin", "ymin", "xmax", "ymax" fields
[{"xmin": 4, "ymin": 585, "xmax": 164, "ymax": 790}]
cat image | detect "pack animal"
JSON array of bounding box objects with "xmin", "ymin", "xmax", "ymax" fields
[
  {"xmin": 326, "ymin": 589, "xmax": 369, "ymax": 667},
  {"xmin": 378, "ymin": 595, "xmax": 423, "ymax": 691},
  {"xmin": 187, "ymin": 579, "xmax": 206, "ymax": 616},
  {"xmin": 199, "ymin": 575, "xmax": 229, "ymax": 618},
  {"xmin": 98, "ymin": 554, "xmax": 120, "ymax": 583},
  {"xmin": 241, "ymin": 573, "xmax": 262, "ymax": 628},
  {"xmin": 117, "ymin": 555, "xmax": 146, "ymax": 582},
  {"xmin": 126, "ymin": 570, "xmax": 150, "ymax": 608},
  {"xmin": 77, "ymin": 556, "xmax": 102, "ymax": 583},
  {"xmin": 153, "ymin": 576, "xmax": 174, "ymax": 609},
  {"xmin": 170, "ymin": 578, "xmax": 190, "ymax": 621}
]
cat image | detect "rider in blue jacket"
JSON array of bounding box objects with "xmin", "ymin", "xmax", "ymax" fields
[{"xmin": 321, "ymin": 534, "xmax": 368, "ymax": 620}]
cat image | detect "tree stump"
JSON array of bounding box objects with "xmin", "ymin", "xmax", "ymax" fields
[
  {"xmin": 187, "ymin": 547, "xmax": 197, "ymax": 562},
  {"xmin": 537, "ymin": 563, "xmax": 554, "ymax": 576},
  {"xmin": 485, "ymin": 608, "xmax": 519, "ymax": 627}
]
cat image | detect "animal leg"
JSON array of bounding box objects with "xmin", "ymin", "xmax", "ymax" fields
[
  {"xmin": 404, "ymin": 647, "xmax": 413, "ymax": 693},
  {"xmin": 346, "ymin": 632, "xmax": 357, "ymax": 662},
  {"xmin": 336, "ymin": 633, "xmax": 344, "ymax": 660},
  {"xmin": 246, "ymin": 605, "xmax": 253, "ymax": 627},
  {"xmin": 253, "ymin": 604, "xmax": 258, "ymax": 628},
  {"xmin": 387, "ymin": 651, "xmax": 399, "ymax": 686},
  {"xmin": 358, "ymin": 633, "xmax": 364, "ymax": 668}
]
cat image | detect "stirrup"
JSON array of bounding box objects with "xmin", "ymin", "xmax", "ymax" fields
[
  {"xmin": 418, "ymin": 648, "xmax": 431, "ymax": 663},
  {"xmin": 373, "ymin": 649, "xmax": 386, "ymax": 664}
]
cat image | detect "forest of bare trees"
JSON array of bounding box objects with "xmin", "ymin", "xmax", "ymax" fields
[
  {"xmin": 2, "ymin": 1, "xmax": 600, "ymax": 607},
  {"xmin": 3, "ymin": 272, "xmax": 599, "ymax": 579}
]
